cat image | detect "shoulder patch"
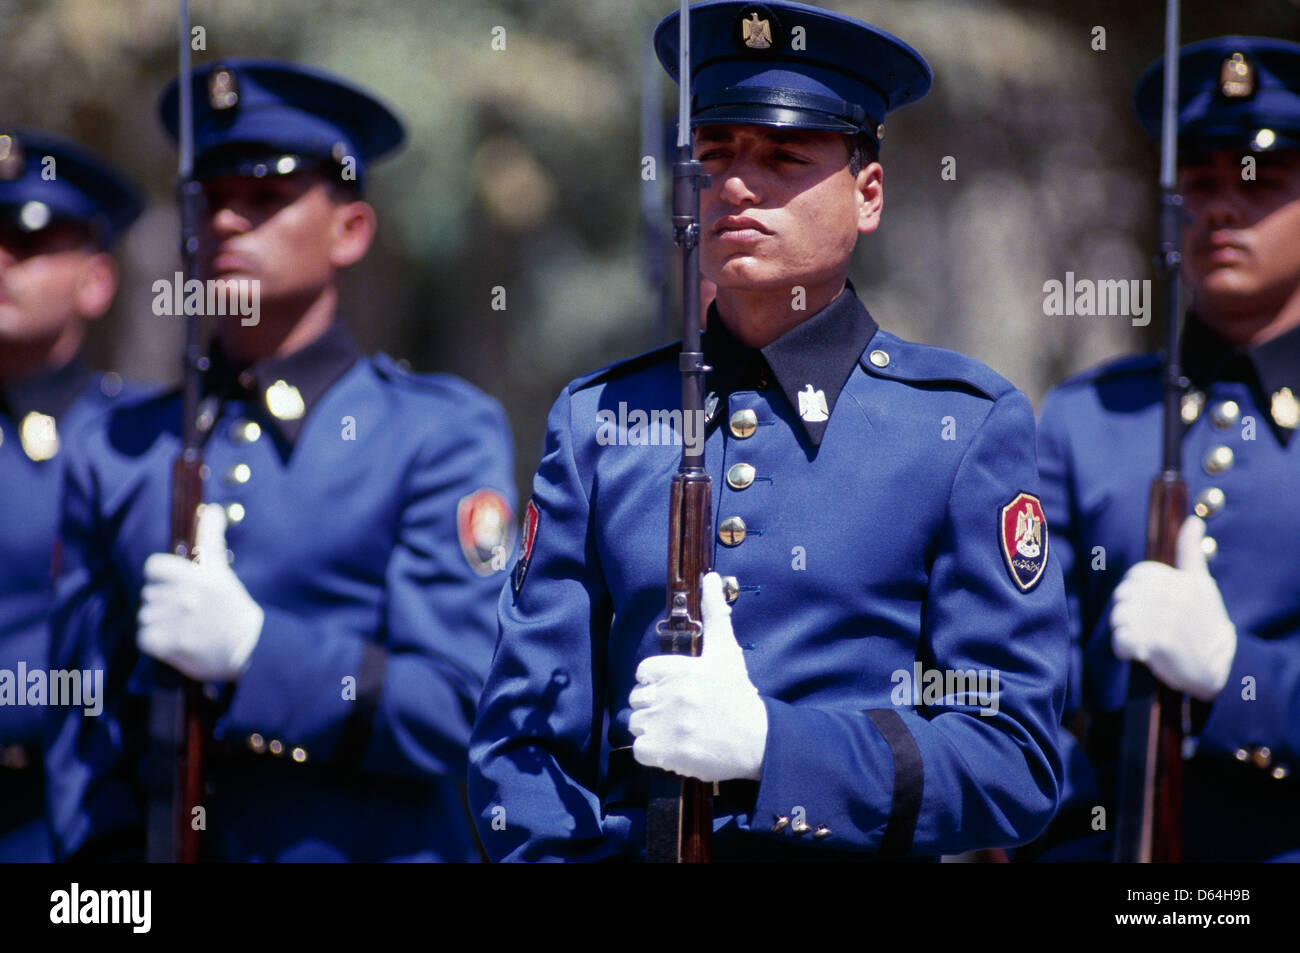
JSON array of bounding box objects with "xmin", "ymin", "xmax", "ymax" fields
[
  {"xmin": 1053, "ymin": 353, "xmax": 1161, "ymax": 391},
  {"xmin": 458, "ymin": 489, "xmax": 515, "ymax": 576},
  {"xmin": 1000, "ymin": 492, "xmax": 1048, "ymax": 592},
  {"xmin": 569, "ymin": 341, "xmax": 681, "ymax": 393},
  {"xmin": 513, "ymin": 499, "xmax": 540, "ymax": 595},
  {"xmin": 859, "ymin": 331, "xmax": 1014, "ymax": 402}
]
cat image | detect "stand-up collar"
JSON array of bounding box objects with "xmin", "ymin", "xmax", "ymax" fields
[
  {"xmin": 0, "ymin": 358, "xmax": 94, "ymax": 422},
  {"xmin": 1182, "ymin": 315, "xmax": 1300, "ymax": 444},
  {"xmin": 204, "ymin": 321, "xmax": 362, "ymax": 446},
  {"xmin": 704, "ymin": 283, "xmax": 878, "ymax": 447}
]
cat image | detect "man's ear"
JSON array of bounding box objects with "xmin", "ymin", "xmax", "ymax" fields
[
  {"xmin": 855, "ymin": 162, "xmax": 883, "ymax": 236},
  {"xmin": 329, "ymin": 199, "xmax": 377, "ymax": 269},
  {"xmin": 73, "ymin": 251, "xmax": 119, "ymax": 321}
]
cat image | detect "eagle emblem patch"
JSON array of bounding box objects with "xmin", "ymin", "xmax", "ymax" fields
[
  {"xmin": 457, "ymin": 489, "xmax": 514, "ymax": 576},
  {"xmin": 1000, "ymin": 492, "xmax": 1048, "ymax": 592}
]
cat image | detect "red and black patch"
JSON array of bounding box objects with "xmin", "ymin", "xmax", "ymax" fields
[
  {"xmin": 512, "ymin": 499, "xmax": 540, "ymax": 595},
  {"xmin": 457, "ymin": 489, "xmax": 514, "ymax": 577},
  {"xmin": 999, "ymin": 492, "xmax": 1048, "ymax": 592}
]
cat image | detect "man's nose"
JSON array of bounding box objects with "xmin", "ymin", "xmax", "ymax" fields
[
  {"xmin": 1195, "ymin": 183, "xmax": 1244, "ymax": 231},
  {"xmin": 206, "ymin": 204, "xmax": 249, "ymax": 237},
  {"xmin": 716, "ymin": 156, "xmax": 763, "ymax": 207}
]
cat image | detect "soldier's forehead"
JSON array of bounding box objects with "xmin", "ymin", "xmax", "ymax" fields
[{"xmin": 694, "ymin": 124, "xmax": 839, "ymax": 145}]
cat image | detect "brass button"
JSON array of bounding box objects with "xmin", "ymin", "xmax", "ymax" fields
[
  {"xmin": 231, "ymin": 419, "xmax": 262, "ymax": 444},
  {"xmin": 248, "ymin": 733, "xmax": 266, "ymax": 754},
  {"xmin": 19, "ymin": 411, "xmax": 59, "ymax": 461},
  {"xmin": 1235, "ymin": 748, "xmax": 1249, "ymax": 762},
  {"xmin": 771, "ymin": 815, "xmax": 789, "ymax": 833},
  {"xmin": 225, "ymin": 502, "xmax": 246, "ymax": 524},
  {"xmin": 721, "ymin": 576, "xmax": 740, "ymax": 605},
  {"xmin": 291, "ymin": 747, "xmax": 308, "ymax": 763},
  {"xmin": 1272, "ymin": 387, "xmax": 1300, "ymax": 429},
  {"xmin": 269, "ymin": 739, "xmax": 284, "ymax": 756},
  {"xmin": 1201, "ymin": 535, "xmax": 1218, "ymax": 560},
  {"xmin": 1273, "ymin": 765, "xmax": 1289, "ymax": 780},
  {"xmin": 225, "ymin": 463, "xmax": 251, "ymax": 485},
  {"xmin": 791, "ymin": 818, "xmax": 811, "ymax": 835},
  {"xmin": 868, "ymin": 349, "xmax": 890, "ymax": 368},
  {"xmin": 813, "ymin": 824, "xmax": 831, "ymax": 840},
  {"xmin": 1181, "ymin": 390, "xmax": 1205, "ymax": 424},
  {"xmin": 1210, "ymin": 400, "xmax": 1239, "ymax": 429},
  {"xmin": 726, "ymin": 462, "xmax": 756, "ymax": 490},
  {"xmin": 729, "ymin": 409, "xmax": 758, "ymax": 439},
  {"xmin": 266, "ymin": 379, "xmax": 305, "ymax": 420},
  {"xmin": 1194, "ymin": 487, "xmax": 1225, "ymax": 519},
  {"xmin": 718, "ymin": 516, "xmax": 747, "ymax": 546},
  {"xmin": 1252, "ymin": 746, "xmax": 1272, "ymax": 770},
  {"xmin": 1203, "ymin": 445, "xmax": 1234, "ymax": 475}
]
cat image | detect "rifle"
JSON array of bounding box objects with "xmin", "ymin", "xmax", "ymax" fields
[
  {"xmin": 1113, "ymin": 0, "xmax": 1186, "ymax": 864},
  {"xmin": 146, "ymin": 0, "xmax": 208, "ymax": 863},
  {"xmin": 646, "ymin": 0, "xmax": 712, "ymax": 864}
]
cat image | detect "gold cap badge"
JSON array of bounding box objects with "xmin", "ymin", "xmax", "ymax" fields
[
  {"xmin": 209, "ymin": 68, "xmax": 240, "ymax": 111},
  {"xmin": 741, "ymin": 12, "xmax": 773, "ymax": 50},
  {"xmin": 1220, "ymin": 53, "xmax": 1254, "ymax": 99},
  {"xmin": 0, "ymin": 133, "xmax": 24, "ymax": 181}
]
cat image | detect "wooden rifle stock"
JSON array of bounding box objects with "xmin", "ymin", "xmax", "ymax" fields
[{"xmin": 646, "ymin": 472, "xmax": 713, "ymax": 863}]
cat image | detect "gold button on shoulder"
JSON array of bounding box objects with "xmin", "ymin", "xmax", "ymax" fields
[
  {"xmin": 226, "ymin": 502, "xmax": 246, "ymax": 524},
  {"xmin": 1252, "ymin": 746, "xmax": 1272, "ymax": 770},
  {"xmin": 248, "ymin": 733, "xmax": 266, "ymax": 754},
  {"xmin": 771, "ymin": 815, "xmax": 789, "ymax": 833},
  {"xmin": 1273, "ymin": 765, "xmax": 1289, "ymax": 780},
  {"xmin": 1210, "ymin": 400, "xmax": 1239, "ymax": 429},
  {"xmin": 729, "ymin": 408, "xmax": 758, "ymax": 439},
  {"xmin": 726, "ymin": 462, "xmax": 756, "ymax": 490},
  {"xmin": 718, "ymin": 516, "xmax": 747, "ymax": 546},
  {"xmin": 1181, "ymin": 390, "xmax": 1205, "ymax": 424},
  {"xmin": 269, "ymin": 739, "xmax": 284, "ymax": 756},
  {"xmin": 868, "ymin": 349, "xmax": 890, "ymax": 368},
  {"xmin": 1193, "ymin": 487, "xmax": 1225, "ymax": 519},
  {"xmin": 791, "ymin": 818, "xmax": 811, "ymax": 835},
  {"xmin": 291, "ymin": 747, "xmax": 308, "ymax": 763},
  {"xmin": 813, "ymin": 824, "xmax": 831, "ymax": 840},
  {"xmin": 1203, "ymin": 445, "xmax": 1234, "ymax": 475}
]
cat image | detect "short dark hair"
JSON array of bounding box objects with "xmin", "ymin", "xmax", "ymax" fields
[{"xmin": 846, "ymin": 132, "xmax": 879, "ymax": 176}]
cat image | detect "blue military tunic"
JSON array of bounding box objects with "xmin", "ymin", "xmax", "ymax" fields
[
  {"xmin": 469, "ymin": 288, "xmax": 1070, "ymax": 861},
  {"xmin": 1037, "ymin": 317, "xmax": 1300, "ymax": 862},
  {"xmin": 0, "ymin": 362, "xmax": 135, "ymax": 861},
  {"xmin": 46, "ymin": 323, "xmax": 516, "ymax": 861}
]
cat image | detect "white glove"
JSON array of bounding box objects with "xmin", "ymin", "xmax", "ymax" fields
[
  {"xmin": 1111, "ymin": 515, "xmax": 1237, "ymax": 702},
  {"xmin": 138, "ymin": 503, "xmax": 264, "ymax": 682},
  {"xmin": 629, "ymin": 572, "xmax": 768, "ymax": 782}
]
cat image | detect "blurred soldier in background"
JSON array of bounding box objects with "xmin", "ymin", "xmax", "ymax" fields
[
  {"xmin": 1036, "ymin": 37, "xmax": 1300, "ymax": 861},
  {"xmin": 45, "ymin": 60, "xmax": 516, "ymax": 861},
  {"xmin": 0, "ymin": 129, "xmax": 143, "ymax": 861},
  {"xmin": 469, "ymin": 1, "xmax": 1069, "ymax": 861}
]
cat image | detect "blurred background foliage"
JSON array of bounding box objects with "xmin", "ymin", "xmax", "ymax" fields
[{"xmin": 3, "ymin": 0, "xmax": 1299, "ymax": 495}]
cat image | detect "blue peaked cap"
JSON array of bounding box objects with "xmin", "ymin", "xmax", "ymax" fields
[
  {"xmin": 158, "ymin": 58, "xmax": 405, "ymax": 189},
  {"xmin": 654, "ymin": 1, "xmax": 931, "ymax": 149},
  {"xmin": 0, "ymin": 128, "xmax": 143, "ymax": 247},
  {"xmin": 1135, "ymin": 36, "xmax": 1300, "ymax": 154}
]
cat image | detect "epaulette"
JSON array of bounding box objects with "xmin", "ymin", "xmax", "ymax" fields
[
  {"xmin": 370, "ymin": 352, "xmax": 489, "ymax": 404},
  {"xmin": 858, "ymin": 330, "xmax": 1015, "ymax": 402},
  {"xmin": 569, "ymin": 341, "xmax": 682, "ymax": 393},
  {"xmin": 1053, "ymin": 353, "xmax": 1162, "ymax": 392}
]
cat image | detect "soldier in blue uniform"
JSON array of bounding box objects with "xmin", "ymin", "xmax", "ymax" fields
[
  {"xmin": 1036, "ymin": 37, "xmax": 1300, "ymax": 862},
  {"xmin": 45, "ymin": 60, "xmax": 517, "ymax": 861},
  {"xmin": 0, "ymin": 129, "xmax": 143, "ymax": 861},
  {"xmin": 468, "ymin": 1, "xmax": 1070, "ymax": 861}
]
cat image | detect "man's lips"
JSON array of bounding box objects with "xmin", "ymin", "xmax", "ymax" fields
[
  {"xmin": 209, "ymin": 250, "xmax": 254, "ymax": 275},
  {"xmin": 1197, "ymin": 234, "xmax": 1248, "ymax": 266},
  {"xmin": 712, "ymin": 216, "xmax": 772, "ymax": 244}
]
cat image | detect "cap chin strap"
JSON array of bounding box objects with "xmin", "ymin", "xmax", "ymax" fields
[{"xmin": 693, "ymin": 86, "xmax": 878, "ymax": 136}]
